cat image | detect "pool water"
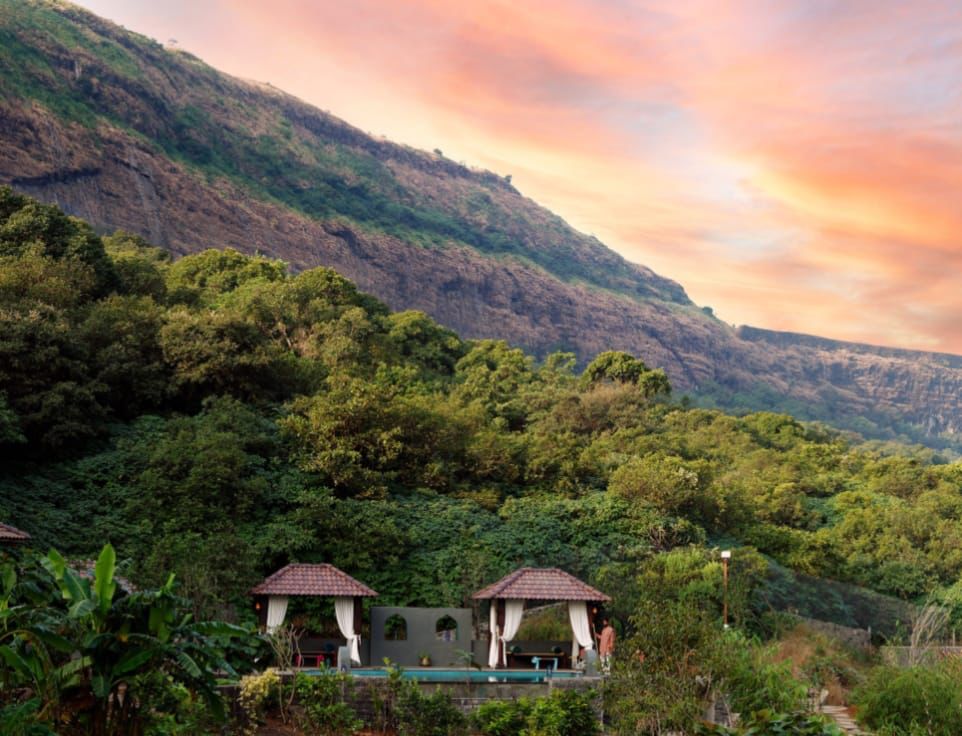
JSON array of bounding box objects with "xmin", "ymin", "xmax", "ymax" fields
[{"xmin": 310, "ymin": 667, "xmax": 580, "ymax": 683}]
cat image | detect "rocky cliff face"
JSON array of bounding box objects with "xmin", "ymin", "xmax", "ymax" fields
[{"xmin": 3, "ymin": 0, "xmax": 962, "ymax": 444}]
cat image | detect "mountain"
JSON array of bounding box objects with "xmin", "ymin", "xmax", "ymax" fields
[{"xmin": 2, "ymin": 0, "xmax": 962, "ymax": 448}]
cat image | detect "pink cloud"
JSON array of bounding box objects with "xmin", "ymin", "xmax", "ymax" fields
[{"xmin": 75, "ymin": 0, "xmax": 962, "ymax": 352}]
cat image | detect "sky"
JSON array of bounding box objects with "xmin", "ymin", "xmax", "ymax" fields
[{"xmin": 76, "ymin": 0, "xmax": 962, "ymax": 353}]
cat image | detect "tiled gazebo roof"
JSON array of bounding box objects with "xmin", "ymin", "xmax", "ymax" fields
[
  {"xmin": 0, "ymin": 522, "xmax": 30, "ymax": 544},
  {"xmin": 251, "ymin": 563, "xmax": 378, "ymax": 597},
  {"xmin": 472, "ymin": 567, "xmax": 610, "ymax": 602}
]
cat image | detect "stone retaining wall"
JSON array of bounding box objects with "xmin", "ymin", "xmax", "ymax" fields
[
  {"xmin": 344, "ymin": 675, "xmax": 602, "ymax": 720},
  {"xmin": 222, "ymin": 672, "xmax": 603, "ymax": 728}
]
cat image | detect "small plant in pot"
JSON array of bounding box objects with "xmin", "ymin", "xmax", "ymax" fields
[{"xmin": 418, "ymin": 651, "xmax": 432, "ymax": 667}]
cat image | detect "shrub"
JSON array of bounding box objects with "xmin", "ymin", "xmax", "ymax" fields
[
  {"xmin": 292, "ymin": 671, "xmax": 363, "ymax": 736},
  {"xmin": 0, "ymin": 545, "xmax": 254, "ymax": 736},
  {"xmin": 720, "ymin": 632, "xmax": 807, "ymax": 714},
  {"xmin": 367, "ymin": 660, "xmax": 408, "ymax": 733},
  {"xmin": 694, "ymin": 710, "xmax": 843, "ymax": 735},
  {"xmin": 801, "ymin": 644, "xmax": 863, "ymax": 693},
  {"xmin": 605, "ymin": 601, "xmax": 728, "ymax": 732},
  {"xmin": 237, "ymin": 669, "xmax": 281, "ymax": 735},
  {"xmin": 471, "ymin": 691, "xmax": 598, "ymax": 736},
  {"xmin": 396, "ymin": 685, "xmax": 467, "ymax": 736},
  {"xmin": 472, "ymin": 698, "xmax": 532, "ymax": 736},
  {"xmin": 0, "ymin": 699, "xmax": 54, "ymax": 736},
  {"xmin": 526, "ymin": 689, "xmax": 600, "ymax": 736},
  {"xmin": 136, "ymin": 674, "xmax": 218, "ymax": 736},
  {"xmin": 853, "ymin": 660, "xmax": 962, "ymax": 735}
]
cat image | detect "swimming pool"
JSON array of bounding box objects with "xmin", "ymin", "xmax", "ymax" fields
[{"xmin": 310, "ymin": 668, "xmax": 580, "ymax": 683}]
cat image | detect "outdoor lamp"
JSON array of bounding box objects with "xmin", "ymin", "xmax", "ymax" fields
[{"xmin": 720, "ymin": 551, "xmax": 731, "ymax": 628}]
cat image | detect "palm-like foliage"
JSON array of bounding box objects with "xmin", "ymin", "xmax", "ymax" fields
[{"xmin": 1, "ymin": 544, "xmax": 256, "ymax": 735}]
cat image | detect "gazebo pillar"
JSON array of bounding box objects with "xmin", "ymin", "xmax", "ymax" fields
[
  {"xmin": 496, "ymin": 599, "xmax": 507, "ymax": 668},
  {"xmin": 588, "ymin": 601, "xmax": 599, "ymax": 645},
  {"xmin": 254, "ymin": 595, "xmax": 268, "ymax": 630},
  {"xmin": 353, "ymin": 595, "xmax": 363, "ymax": 663}
]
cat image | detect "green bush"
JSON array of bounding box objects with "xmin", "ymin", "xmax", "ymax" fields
[
  {"xmin": 472, "ymin": 698, "xmax": 532, "ymax": 736},
  {"xmin": 0, "ymin": 699, "xmax": 55, "ymax": 736},
  {"xmin": 471, "ymin": 691, "xmax": 598, "ymax": 736},
  {"xmin": 695, "ymin": 710, "xmax": 843, "ymax": 735},
  {"xmin": 0, "ymin": 544, "xmax": 253, "ymax": 735},
  {"xmin": 396, "ymin": 685, "xmax": 467, "ymax": 736},
  {"xmin": 801, "ymin": 644, "xmax": 862, "ymax": 692},
  {"xmin": 526, "ymin": 689, "xmax": 600, "ymax": 736},
  {"xmin": 853, "ymin": 661, "xmax": 962, "ymax": 735},
  {"xmin": 292, "ymin": 672, "xmax": 363, "ymax": 736},
  {"xmin": 720, "ymin": 632, "xmax": 807, "ymax": 714}
]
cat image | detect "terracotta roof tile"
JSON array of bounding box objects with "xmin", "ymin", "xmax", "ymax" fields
[
  {"xmin": 472, "ymin": 567, "xmax": 610, "ymax": 602},
  {"xmin": 251, "ymin": 564, "xmax": 378, "ymax": 597},
  {"xmin": 0, "ymin": 522, "xmax": 30, "ymax": 543}
]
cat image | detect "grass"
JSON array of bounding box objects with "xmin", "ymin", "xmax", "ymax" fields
[{"xmin": 772, "ymin": 623, "xmax": 875, "ymax": 706}]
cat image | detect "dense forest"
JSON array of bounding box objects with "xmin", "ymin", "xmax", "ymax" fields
[
  {"xmin": 3, "ymin": 186, "xmax": 960, "ymax": 632},
  {"xmin": 9, "ymin": 189, "xmax": 962, "ymax": 734}
]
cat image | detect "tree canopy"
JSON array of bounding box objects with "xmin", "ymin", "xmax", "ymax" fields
[{"xmin": 1, "ymin": 189, "xmax": 960, "ymax": 635}]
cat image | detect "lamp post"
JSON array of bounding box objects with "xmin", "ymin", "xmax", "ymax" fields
[{"xmin": 721, "ymin": 550, "xmax": 731, "ymax": 629}]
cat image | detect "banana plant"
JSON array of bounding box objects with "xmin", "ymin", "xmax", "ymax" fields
[
  {"xmin": 1, "ymin": 544, "xmax": 256, "ymax": 735},
  {"xmin": 1, "ymin": 556, "xmax": 78, "ymax": 727}
]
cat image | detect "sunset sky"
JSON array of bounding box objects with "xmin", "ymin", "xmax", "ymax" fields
[{"xmin": 76, "ymin": 0, "xmax": 962, "ymax": 353}]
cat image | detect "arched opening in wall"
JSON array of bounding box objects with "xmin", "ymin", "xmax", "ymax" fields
[
  {"xmin": 435, "ymin": 615, "xmax": 458, "ymax": 641},
  {"xmin": 384, "ymin": 614, "xmax": 407, "ymax": 641}
]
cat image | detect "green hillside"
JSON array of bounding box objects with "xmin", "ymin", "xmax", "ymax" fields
[
  {"xmin": 6, "ymin": 0, "xmax": 962, "ymax": 454},
  {"xmin": 2, "ymin": 187, "xmax": 958, "ymax": 624},
  {"xmin": 0, "ymin": 0, "xmax": 688, "ymax": 306}
]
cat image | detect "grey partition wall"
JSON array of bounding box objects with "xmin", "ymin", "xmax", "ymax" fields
[{"xmin": 371, "ymin": 607, "xmax": 474, "ymax": 667}]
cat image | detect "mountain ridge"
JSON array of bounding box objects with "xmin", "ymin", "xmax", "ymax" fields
[
  {"xmin": 737, "ymin": 326, "xmax": 962, "ymax": 367},
  {"xmin": 3, "ymin": 0, "xmax": 962, "ymax": 447}
]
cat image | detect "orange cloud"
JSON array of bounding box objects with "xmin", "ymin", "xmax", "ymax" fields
[{"xmin": 77, "ymin": 0, "xmax": 962, "ymax": 353}]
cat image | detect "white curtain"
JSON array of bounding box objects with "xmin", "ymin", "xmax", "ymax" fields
[
  {"xmin": 488, "ymin": 603, "xmax": 500, "ymax": 668},
  {"xmin": 487, "ymin": 599, "xmax": 525, "ymax": 667},
  {"xmin": 266, "ymin": 595, "xmax": 288, "ymax": 634},
  {"xmin": 334, "ymin": 597, "xmax": 361, "ymax": 664},
  {"xmin": 568, "ymin": 601, "xmax": 594, "ymax": 659},
  {"xmin": 501, "ymin": 600, "xmax": 524, "ymax": 665}
]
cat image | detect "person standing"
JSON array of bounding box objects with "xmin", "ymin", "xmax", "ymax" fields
[{"xmin": 598, "ymin": 618, "xmax": 616, "ymax": 673}]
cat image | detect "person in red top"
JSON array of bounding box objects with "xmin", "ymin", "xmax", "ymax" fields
[{"xmin": 598, "ymin": 618, "xmax": 616, "ymax": 673}]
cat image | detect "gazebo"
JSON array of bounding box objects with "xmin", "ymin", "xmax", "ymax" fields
[
  {"xmin": 251, "ymin": 563, "xmax": 378, "ymax": 665},
  {"xmin": 473, "ymin": 567, "xmax": 610, "ymax": 668},
  {"xmin": 0, "ymin": 522, "xmax": 30, "ymax": 546}
]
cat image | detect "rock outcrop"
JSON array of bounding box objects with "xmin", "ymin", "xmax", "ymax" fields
[{"xmin": 3, "ymin": 0, "xmax": 962, "ymax": 444}]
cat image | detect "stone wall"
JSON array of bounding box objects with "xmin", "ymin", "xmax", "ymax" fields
[
  {"xmin": 342, "ymin": 675, "xmax": 603, "ymax": 721},
  {"xmin": 370, "ymin": 606, "xmax": 475, "ymax": 667},
  {"xmin": 223, "ymin": 672, "xmax": 604, "ymax": 729}
]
